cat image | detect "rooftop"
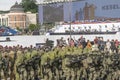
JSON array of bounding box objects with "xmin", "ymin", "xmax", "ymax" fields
[{"xmin": 10, "ymin": 2, "xmax": 24, "ymax": 13}]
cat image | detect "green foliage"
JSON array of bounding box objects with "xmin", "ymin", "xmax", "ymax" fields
[
  {"xmin": 28, "ymin": 24, "xmax": 37, "ymax": 31},
  {"xmin": 21, "ymin": 0, "xmax": 38, "ymax": 13},
  {"xmin": 42, "ymin": 23, "xmax": 55, "ymax": 31},
  {"xmin": 0, "ymin": 10, "xmax": 9, "ymax": 14},
  {"xmin": 16, "ymin": 27, "xmax": 22, "ymax": 32}
]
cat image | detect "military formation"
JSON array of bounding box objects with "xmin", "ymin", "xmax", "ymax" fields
[
  {"xmin": 0, "ymin": 37, "xmax": 120, "ymax": 80},
  {"xmin": 40, "ymin": 46, "xmax": 120, "ymax": 80},
  {"xmin": 0, "ymin": 45, "xmax": 120, "ymax": 80},
  {"xmin": 0, "ymin": 45, "xmax": 43, "ymax": 80}
]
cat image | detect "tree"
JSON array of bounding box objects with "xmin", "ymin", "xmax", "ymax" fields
[
  {"xmin": 28, "ymin": 24, "xmax": 37, "ymax": 32},
  {"xmin": 16, "ymin": 27, "xmax": 22, "ymax": 32},
  {"xmin": 21, "ymin": 0, "xmax": 38, "ymax": 13},
  {"xmin": 43, "ymin": 23, "xmax": 55, "ymax": 31}
]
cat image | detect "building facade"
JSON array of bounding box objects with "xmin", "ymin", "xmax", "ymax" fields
[
  {"xmin": 0, "ymin": 2, "xmax": 37, "ymax": 29},
  {"xmin": 26, "ymin": 12, "xmax": 37, "ymax": 27},
  {"xmin": 0, "ymin": 14, "xmax": 8, "ymax": 26}
]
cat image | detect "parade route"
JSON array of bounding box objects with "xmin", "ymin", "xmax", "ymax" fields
[{"xmin": 0, "ymin": 34, "xmax": 119, "ymax": 47}]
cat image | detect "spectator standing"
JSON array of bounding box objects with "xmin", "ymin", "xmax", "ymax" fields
[
  {"xmin": 94, "ymin": 36, "xmax": 98, "ymax": 44},
  {"xmin": 86, "ymin": 40, "xmax": 92, "ymax": 49},
  {"xmin": 111, "ymin": 39, "xmax": 116, "ymax": 53},
  {"xmin": 69, "ymin": 38, "xmax": 75, "ymax": 47},
  {"xmin": 115, "ymin": 39, "xmax": 119, "ymax": 53},
  {"xmin": 99, "ymin": 38, "xmax": 105, "ymax": 52},
  {"xmin": 58, "ymin": 37, "xmax": 65, "ymax": 48},
  {"xmin": 79, "ymin": 36, "xmax": 86, "ymax": 49},
  {"xmin": 106, "ymin": 39, "xmax": 111, "ymax": 52}
]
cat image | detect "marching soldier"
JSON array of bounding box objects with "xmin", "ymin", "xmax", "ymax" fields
[
  {"xmin": 9, "ymin": 50, "xmax": 17, "ymax": 80},
  {"xmin": 2, "ymin": 52, "xmax": 9, "ymax": 80}
]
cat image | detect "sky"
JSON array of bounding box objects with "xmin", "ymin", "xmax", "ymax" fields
[{"xmin": 0, "ymin": 0, "xmax": 42, "ymax": 11}]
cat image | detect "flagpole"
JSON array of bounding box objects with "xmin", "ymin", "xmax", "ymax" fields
[{"xmin": 69, "ymin": 0, "xmax": 72, "ymax": 39}]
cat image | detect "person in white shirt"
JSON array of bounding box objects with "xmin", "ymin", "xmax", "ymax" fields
[{"xmin": 106, "ymin": 39, "xmax": 111, "ymax": 52}]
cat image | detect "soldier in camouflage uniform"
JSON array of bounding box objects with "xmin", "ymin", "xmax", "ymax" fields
[{"xmin": 2, "ymin": 51, "xmax": 10, "ymax": 80}]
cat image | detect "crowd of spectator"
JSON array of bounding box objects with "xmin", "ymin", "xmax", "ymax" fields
[
  {"xmin": 0, "ymin": 36, "xmax": 120, "ymax": 56},
  {"xmin": 56, "ymin": 36, "xmax": 120, "ymax": 53}
]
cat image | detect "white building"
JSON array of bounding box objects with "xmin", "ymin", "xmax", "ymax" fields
[
  {"xmin": 0, "ymin": 14, "xmax": 9, "ymax": 26},
  {"xmin": 26, "ymin": 12, "xmax": 38, "ymax": 27}
]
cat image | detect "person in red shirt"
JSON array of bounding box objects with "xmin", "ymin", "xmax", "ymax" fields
[
  {"xmin": 115, "ymin": 39, "xmax": 119, "ymax": 53},
  {"xmin": 94, "ymin": 36, "xmax": 98, "ymax": 44},
  {"xmin": 69, "ymin": 38, "xmax": 75, "ymax": 47}
]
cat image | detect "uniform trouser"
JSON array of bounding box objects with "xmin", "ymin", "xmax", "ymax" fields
[
  {"xmin": 111, "ymin": 47, "xmax": 118, "ymax": 53},
  {"xmin": 99, "ymin": 45, "xmax": 104, "ymax": 51}
]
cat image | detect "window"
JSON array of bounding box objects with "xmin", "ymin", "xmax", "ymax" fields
[
  {"xmin": 89, "ymin": 26, "xmax": 91, "ymax": 28},
  {"xmin": 105, "ymin": 25, "xmax": 107, "ymax": 28},
  {"xmin": 15, "ymin": 23, "xmax": 16, "ymax": 27},
  {"xmin": 78, "ymin": 27, "xmax": 80, "ymax": 29},
  {"xmin": 14, "ymin": 16, "xmax": 16, "ymax": 21},
  {"xmin": 20, "ymin": 15, "xmax": 23, "ymax": 21}
]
